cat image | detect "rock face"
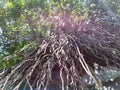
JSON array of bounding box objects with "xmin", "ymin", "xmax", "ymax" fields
[{"xmin": 81, "ymin": 66, "xmax": 120, "ymax": 90}]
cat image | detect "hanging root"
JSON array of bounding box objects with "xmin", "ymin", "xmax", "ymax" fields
[{"xmin": 0, "ymin": 22, "xmax": 120, "ymax": 90}]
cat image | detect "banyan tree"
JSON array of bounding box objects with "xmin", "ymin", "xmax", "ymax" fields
[
  {"xmin": 0, "ymin": 10, "xmax": 120, "ymax": 90},
  {"xmin": 0, "ymin": 0, "xmax": 120, "ymax": 90}
]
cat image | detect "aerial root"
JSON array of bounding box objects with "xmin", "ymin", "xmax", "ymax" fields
[{"xmin": 1, "ymin": 27, "xmax": 120, "ymax": 90}]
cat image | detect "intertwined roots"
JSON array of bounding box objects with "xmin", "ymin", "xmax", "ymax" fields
[{"xmin": 0, "ymin": 23, "xmax": 120, "ymax": 90}]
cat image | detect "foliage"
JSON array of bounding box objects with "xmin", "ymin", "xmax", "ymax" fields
[
  {"xmin": 0, "ymin": 0, "xmax": 89, "ymax": 68},
  {"xmin": 106, "ymin": 0, "xmax": 120, "ymax": 16}
]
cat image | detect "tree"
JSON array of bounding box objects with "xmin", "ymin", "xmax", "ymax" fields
[{"xmin": 0, "ymin": 0, "xmax": 120, "ymax": 90}]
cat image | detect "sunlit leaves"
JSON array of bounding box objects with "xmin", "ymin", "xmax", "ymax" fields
[
  {"xmin": 5, "ymin": 1, "xmax": 13, "ymax": 8},
  {"xmin": 0, "ymin": 42, "xmax": 37, "ymax": 69}
]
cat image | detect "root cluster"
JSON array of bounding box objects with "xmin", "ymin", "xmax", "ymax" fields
[{"xmin": 0, "ymin": 20, "xmax": 120, "ymax": 90}]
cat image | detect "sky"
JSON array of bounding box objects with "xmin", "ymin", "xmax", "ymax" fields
[{"xmin": 0, "ymin": 27, "xmax": 2, "ymax": 35}]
